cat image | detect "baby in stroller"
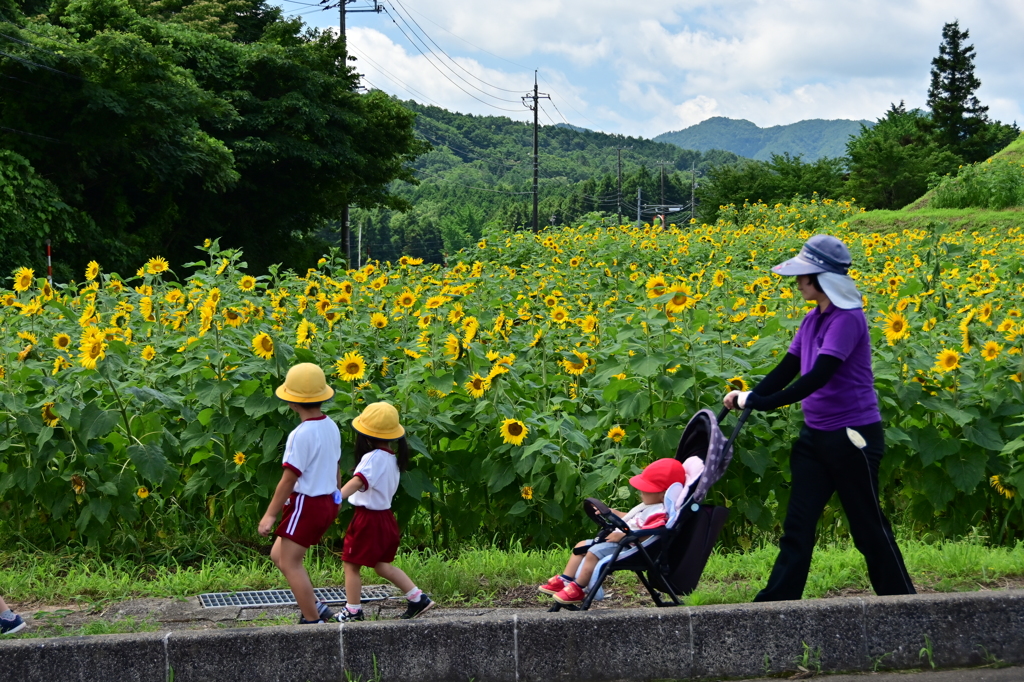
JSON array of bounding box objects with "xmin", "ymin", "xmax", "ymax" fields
[{"xmin": 537, "ymin": 458, "xmax": 688, "ymax": 605}]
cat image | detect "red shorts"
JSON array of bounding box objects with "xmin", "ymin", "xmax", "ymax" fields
[
  {"xmin": 342, "ymin": 506, "xmax": 400, "ymax": 567},
  {"xmin": 275, "ymin": 492, "xmax": 340, "ymax": 548}
]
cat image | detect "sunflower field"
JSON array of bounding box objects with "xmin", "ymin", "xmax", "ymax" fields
[{"xmin": 2, "ymin": 199, "xmax": 1024, "ymax": 552}]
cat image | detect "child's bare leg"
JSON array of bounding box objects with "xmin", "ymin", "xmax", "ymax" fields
[
  {"xmin": 344, "ymin": 561, "xmax": 363, "ymax": 607},
  {"xmin": 562, "ymin": 540, "xmax": 591, "ymax": 578},
  {"xmin": 270, "ymin": 537, "xmax": 319, "ymax": 621},
  {"xmin": 573, "ymin": 552, "xmax": 601, "ymax": 588},
  {"xmin": 0, "ymin": 596, "xmax": 9, "ymax": 612},
  {"xmin": 373, "ymin": 562, "xmax": 415, "ymax": 593}
]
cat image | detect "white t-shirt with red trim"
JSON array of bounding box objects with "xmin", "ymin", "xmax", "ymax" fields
[
  {"xmin": 621, "ymin": 502, "xmax": 667, "ymax": 531},
  {"xmin": 347, "ymin": 448, "xmax": 400, "ymax": 510},
  {"xmin": 281, "ymin": 415, "xmax": 341, "ymax": 497}
]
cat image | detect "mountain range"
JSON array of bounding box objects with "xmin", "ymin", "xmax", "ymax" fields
[{"xmin": 654, "ymin": 117, "xmax": 872, "ymax": 161}]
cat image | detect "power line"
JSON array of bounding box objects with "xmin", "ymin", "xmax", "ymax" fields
[
  {"xmin": 379, "ymin": 6, "xmax": 524, "ymax": 112},
  {"xmin": 394, "ymin": 1, "xmax": 530, "ymax": 71},
  {"xmin": 0, "ymin": 48, "xmax": 85, "ymax": 80},
  {"xmin": 537, "ymin": 73, "xmax": 603, "ymax": 132},
  {"xmin": 388, "ymin": 0, "xmax": 527, "ymax": 95},
  {"xmin": 348, "ymin": 44, "xmax": 445, "ymax": 106}
]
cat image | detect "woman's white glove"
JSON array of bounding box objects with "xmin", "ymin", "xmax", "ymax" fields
[{"xmin": 723, "ymin": 391, "xmax": 752, "ymax": 410}]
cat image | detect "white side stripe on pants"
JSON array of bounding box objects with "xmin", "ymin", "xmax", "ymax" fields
[{"xmin": 286, "ymin": 494, "xmax": 305, "ymax": 535}]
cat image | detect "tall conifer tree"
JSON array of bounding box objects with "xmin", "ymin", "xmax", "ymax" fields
[{"xmin": 926, "ymin": 21, "xmax": 988, "ymax": 150}]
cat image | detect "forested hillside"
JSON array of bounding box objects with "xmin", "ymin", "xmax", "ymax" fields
[
  {"xmin": 349, "ymin": 101, "xmax": 739, "ymax": 264},
  {"xmin": 654, "ymin": 117, "xmax": 870, "ymax": 161}
]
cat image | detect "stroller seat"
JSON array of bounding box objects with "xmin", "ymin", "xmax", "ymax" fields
[{"xmin": 550, "ymin": 406, "xmax": 750, "ymax": 612}]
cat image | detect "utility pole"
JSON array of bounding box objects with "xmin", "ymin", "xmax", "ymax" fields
[
  {"xmin": 616, "ymin": 146, "xmax": 632, "ymax": 226},
  {"xmin": 522, "ymin": 71, "xmax": 550, "ymax": 232},
  {"xmin": 334, "ymin": 0, "xmax": 383, "ymax": 265},
  {"xmin": 636, "ymin": 187, "xmax": 641, "ymax": 224},
  {"xmin": 690, "ymin": 161, "xmax": 696, "ymax": 223}
]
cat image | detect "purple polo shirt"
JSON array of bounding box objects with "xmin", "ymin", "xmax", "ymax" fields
[{"xmin": 789, "ymin": 304, "xmax": 881, "ymax": 430}]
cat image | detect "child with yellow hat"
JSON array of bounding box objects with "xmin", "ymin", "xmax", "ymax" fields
[
  {"xmin": 334, "ymin": 401, "xmax": 434, "ymax": 621},
  {"xmin": 258, "ymin": 363, "xmax": 343, "ymax": 624}
]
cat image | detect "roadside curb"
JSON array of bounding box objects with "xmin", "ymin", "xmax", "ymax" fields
[{"xmin": 3, "ymin": 590, "xmax": 1023, "ymax": 681}]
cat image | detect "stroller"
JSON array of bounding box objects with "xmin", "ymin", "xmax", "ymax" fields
[{"xmin": 550, "ymin": 406, "xmax": 751, "ymax": 612}]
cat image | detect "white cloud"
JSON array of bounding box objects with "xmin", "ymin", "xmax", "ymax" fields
[{"xmin": 294, "ymin": 0, "xmax": 1024, "ymax": 138}]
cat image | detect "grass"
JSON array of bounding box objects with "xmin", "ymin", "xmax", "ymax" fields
[
  {"xmin": 3, "ymin": 535, "xmax": 1023, "ymax": 610},
  {"xmin": 846, "ymin": 206, "xmax": 1024, "ymax": 234}
]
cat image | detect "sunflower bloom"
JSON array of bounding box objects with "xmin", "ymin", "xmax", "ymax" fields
[
  {"xmin": 607, "ymin": 425, "xmax": 626, "ymax": 443},
  {"xmin": 238, "ymin": 275, "xmax": 257, "ymax": 292},
  {"xmin": 335, "ymin": 352, "xmax": 366, "ymax": 381},
  {"xmin": 141, "ymin": 345, "xmax": 157, "ymax": 361},
  {"xmin": 137, "ymin": 487, "xmax": 150, "ymax": 499},
  {"xmin": 13, "ymin": 267, "xmax": 34, "ymax": 292},
  {"xmin": 500, "ymin": 418, "xmax": 529, "ymax": 445},
  {"xmin": 252, "ymin": 332, "xmax": 274, "ymax": 359},
  {"xmin": 85, "ymin": 261, "xmax": 100, "ymax": 281},
  {"xmin": 934, "ymin": 349, "xmax": 960, "ymax": 373},
  {"xmin": 562, "ymin": 351, "xmax": 589, "ymax": 375},
  {"xmin": 465, "ymin": 373, "xmax": 491, "ymax": 398},
  {"xmin": 727, "ymin": 376, "xmax": 749, "ymax": 392},
  {"xmin": 520, "ymin": 485, "xmax": 534, "ymax": 499},
  {"xmin": 882, "ymin": 311, "xmax": 910, "ymax": 345},
  {"xmin": 990, "ymin": 475, "xmax": 1015, "ymax": 499},
  {"xmin": 371, "ymin": 312, "xmax": 389, "ymax": 329},
  {"xmin": 233, "ymin": 452, "xmax": 247, "ymax": 466},
  {"xmin": 397, "ymin": 291, "xmax": 417, "ymax": 308},
  {"xmin": 146, "ymin": 257, "xmax": 170, "ymax": 274},
  {"xmin": 41, "ymin": 402, "xmax": 59, "ymax": 427},
  {"xmin": 981, "ymin": 341, "xmax": 1002, "ymax": 361}
]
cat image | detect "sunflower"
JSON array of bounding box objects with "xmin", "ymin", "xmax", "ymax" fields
[
  {"xmin": 296, "ymin": 319, "xmax": 317, "ymax": 347},
  {"xmin": 543, "ymin": 294, "xmax": 558, "ymax": 307},
  {"xmin": 52, "ymin": 356, "xmax": 71, "ymax": 375},
  {"xmin": 370, "ymin": 312, "xmax": 389, "ymax": 329},
  {"xmin": 233, "ymin": 452, "xmax": 247, "ymax": 466},
  {"xmin": 569, "ymin": 257, "xmax": 582, "ymax": 268},
  {"xmin": 425, "ymin": 295, "xmax": 448, "ymax": 309},
  {"xmin": 579, "ymin": 315, "xmax": 599, "ymax": 334},
  {"xmin": 443, "ymin": 334, "xmax": 461, "ymax": 361},
  {"xmin": 465, "ymin": 373, "xmax": 491, "ymax": 398},
  {"xmin": 882, "ymin": 311, "xmax": 910, "ymax": 345},
  {"xmin": 251, "ymin": 332, "xmax": 274, "ymax": 359},
  {"xmin": 146, "ymin": 256, "xmax": 170, "ymax": 274},
  {"xmin": 447, "ymin": 304, "xmax": 466, "ymax": 324},
  {"xmin": 923, "ymin": 318, "xmax": 937, "ymax": 332},
  {"xmin": 71, "ymin": 475, "xmax": 86, "ymax": 495},
  {"xmin": 237, "ymin": 275, "xmax": 257, "ymax": 292},
  {"xmin": 981, "ymin": 341, "xmax": 1002, "ymax": 361},
  {"xmin": 529, "ymin": 329, "xmax": 544, "ymax": 348},
  {"xmin": 13, "ymin": 267, "xmax": 34, "ymax": 292},
  {"xmin": 550, "ymin": 306, "xmax": 569, "ymax": 324},
  {"xmin": 396, "ymin": 291, "xmax": 417, "ymax": 308},
  {"xmin": 77, "ymin": 339, "xmax": 105, "ymax": 369},
  {"xmin": 645, "ymin": 275, "xmax": 668, "ymax": 298},
  {"xmin": 990, "ymin": 475, "xmax": 1015, "ymax": 499},
  {"xmin": 562, "ymin": 351, "xmax": 589, "ymax": 375},
  {"xmin": 500, "ymin": 418, "xmax": 528, "ymax": 445},
  {"xmin": 41, "ymin": 402, "xmax": 59, "ymax": 427},
  {"xmin": 727, "ymin": 376, "xmax": 749, "ymax": 392},
  {"xmin": 665, "ymin": 284, "xmax": 694, "ymax": 313},
  {"xmin": 934, "ymin": 349, "xmax": 960, "ymax": 373},
  {"xmin": 17, "ymin": 331, "xmax": 37, "ymax": 345},
  {"xmin": 335, "ymin": 351, "xmax": 366, "ymax": 381},
  {"xmin": 216, "ymin": 258, "xmax": 229, "ymax": 275},
  {"xmin": 520, "ymin": 485, "xmax": 534, "ymax": 499},
  {"xmin": 607, "ymin": 425, "xmax": 626, "ymax": 443},
  {"xmin": 137, "ymin": 487, "xmax": 150, "ymax": 499},
  {"xmin": 85, "ymin": 261, "xmax": 100, "ymax": 281}
]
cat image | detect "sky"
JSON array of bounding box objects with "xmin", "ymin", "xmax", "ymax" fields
[{"xmin": 283, "ymin": 0, "xmax": 1024, "ymax": 139}]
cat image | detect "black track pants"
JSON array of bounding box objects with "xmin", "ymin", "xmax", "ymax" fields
[{"xmin": 754, "ymin": 422, "xmax": 916, "ymax": 601}]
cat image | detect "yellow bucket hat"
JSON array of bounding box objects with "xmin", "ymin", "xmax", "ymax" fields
[
  {"xmin": 352, "ymin": 401, "xmax": 405, "ymax": 440},
  {"xmin": 275, "ymin": 363, "xmax": 335, "ymax": 403}
]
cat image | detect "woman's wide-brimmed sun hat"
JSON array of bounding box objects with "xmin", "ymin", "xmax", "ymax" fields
[
  {"xmin": 352, "ymin": 401, "xmax": 406, "ymax": 440},
  {"xmin": 275, "ymin": 363, "xmax": 335, "ymax": 403},
  {"xmin": 772, "ymin": 234, "xmax": 863, "ymax": 310}
]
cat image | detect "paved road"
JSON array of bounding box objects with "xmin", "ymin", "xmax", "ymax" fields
[{"xmin": 735, "ymin": 667, "xmax": 1024, "ymax": 681}]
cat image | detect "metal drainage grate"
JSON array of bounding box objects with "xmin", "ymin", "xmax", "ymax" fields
[{"xmin": 199, "ymin": 585, "xmax": 396, "ymax": 609}]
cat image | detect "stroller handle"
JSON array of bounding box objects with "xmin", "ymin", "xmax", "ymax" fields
[{"xmin": 718, "ymin": 405, "xmax": 753, "ymax": 455}]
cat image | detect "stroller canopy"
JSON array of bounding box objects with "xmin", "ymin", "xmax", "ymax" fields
[{"xmin": 674, "ymin": 408, "xmax": 735, "ymax": 504}]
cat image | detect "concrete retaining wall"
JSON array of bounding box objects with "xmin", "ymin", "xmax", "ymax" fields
[{"xmin": 4, "ymin": 590, "xmax": 1023, "ymax": 681}]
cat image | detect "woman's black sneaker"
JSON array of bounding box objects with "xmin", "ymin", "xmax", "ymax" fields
[
  {"xmin": 298, "ymin": 617, "xmax": 325, "ymax": 624},
  {"xmin": 335, "ymin": 608, "xmax": 364, "ymax": 622},
  {"xmin": 400, "ymin": 596, "xmax": 434, "ymax": 619}
]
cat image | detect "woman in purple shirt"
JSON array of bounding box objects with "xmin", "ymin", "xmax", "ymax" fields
[{"xmin": 723, "ymin": 235, "xmax": 915, "ymax": 601}]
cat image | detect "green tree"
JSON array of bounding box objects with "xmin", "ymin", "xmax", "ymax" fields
[
  {"xmin": 0, "ymin": 0, "xmax": 426, "ymax": 274},
  {"xmin": 926, "ymin": 21, "xmax": 1018, "ymax": 163},
  {"xmin": 695, "ymin": 153, "xmax": 847, "ymax": 223},
  {"xmin": 845, "ymin": 103, "xmax": 961, "ymax": 210}
]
